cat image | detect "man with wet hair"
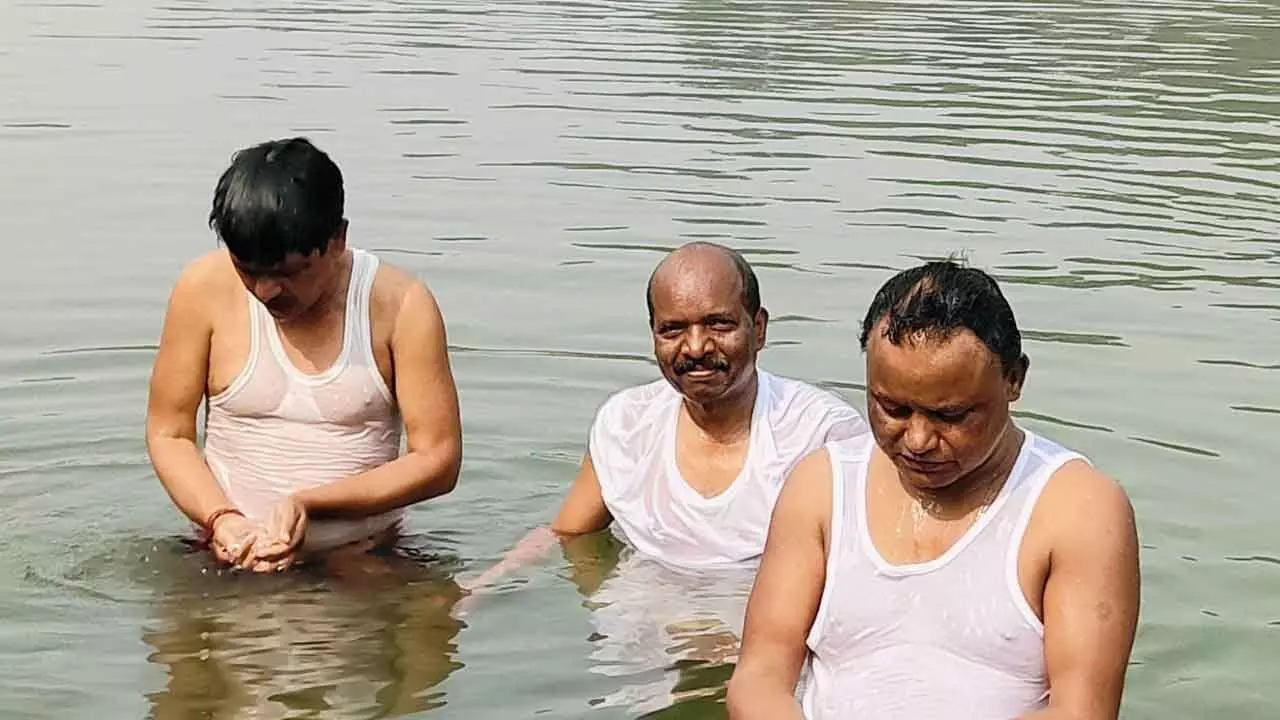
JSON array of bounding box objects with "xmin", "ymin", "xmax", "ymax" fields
[
  {"xmin": 465, "ymin": 241, "xmax": 867, "ymax": 584},
  {"xmin": 146, "ymin": 137, "xmax": 462, "ymax": 572},
  {"xmin": 727, "ymin": 259, "xmax": 1140, "ymax": 719}
]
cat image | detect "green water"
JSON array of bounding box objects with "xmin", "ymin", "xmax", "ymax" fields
[{"xmin": 0, "ymin": 0, "xmax": 1277, "ymax": 717}]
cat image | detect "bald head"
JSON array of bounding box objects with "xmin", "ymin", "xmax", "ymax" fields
[
  {"xmin": 646, "ymin": 242, "xmax": 768, "ymax": 406},
  {"xmin": 646, "ymin": 242, "xmax": 761, "ymax": 326}
]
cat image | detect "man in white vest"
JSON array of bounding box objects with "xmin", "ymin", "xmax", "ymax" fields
[
  {"xmin": 465, "ymin": 241, "xmax": 866, "ymax": 586},
  {"xmin": 727, "ymin": 259, "xmax": 1140, "ymax": 719},
  {"xmin": 460, "ymin": 241, "xmax": 866, "ymax": 710}
]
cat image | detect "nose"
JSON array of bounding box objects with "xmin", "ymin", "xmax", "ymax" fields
[
  {"xmin": 253, "ymin": 278, "xmax": 282, "ymax": 303},
  {"xmin": 682, "ymin": 325, "xmax": 714, "ymax": 357},
  {"xmin": 902, "ymin": 414, "xmax": 939, "ymax": 456}
]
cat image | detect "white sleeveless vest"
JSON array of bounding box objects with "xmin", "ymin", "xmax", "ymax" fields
[
  {"xmin": 203, "ymin": 248, "xmax": 404, "ymax": 553},
  {"xmin": 802, "ymin": 429, "xmax": 1088, "ymax": 719}
]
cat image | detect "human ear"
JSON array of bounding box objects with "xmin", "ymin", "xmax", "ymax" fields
[{"xmin": 1006, "ymin": 353, "xmax": 1029, "ymax": 402}]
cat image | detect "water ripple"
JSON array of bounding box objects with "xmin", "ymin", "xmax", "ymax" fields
[{"xmin": 2, "ymin": 0, "xmax": 1276, "ymax": 717}]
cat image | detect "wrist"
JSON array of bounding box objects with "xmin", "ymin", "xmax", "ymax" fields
[
  {"xmin": 204, "ymin": 506, "xmax": 243, "ymax": 532},
  {"xmin": 290, "ymin": 492, "xmax": 313, "ymax": 513}
]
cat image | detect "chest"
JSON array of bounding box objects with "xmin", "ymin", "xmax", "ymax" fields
[
  {"xmin": 865, "ymin": 489, "xmax": 988, "ymax": 566},
  {"xmin": 207, "ymin": 293, "xmax": 395, "ymax": 398},
  {"xmin": 673, "ymin": 429, "xmax": 750, "ymax": 499},
  {"xmin": 817, "ymin": 526, "xmax": 1047, "ymax": 681}
]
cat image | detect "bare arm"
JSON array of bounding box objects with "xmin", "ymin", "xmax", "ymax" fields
[
  {"xmin": 1021, "ymin": 463, "xmax": 1141, "ymax": 720},
  {"xmin": 726, "ymin": 449, "xmax": 832, "ymax": 720},
  {"xmin": 460, "ymin": 453, "xmax": 613, "ymax": 594},
  {"xmin": 294, "ymin": 281, "xmax": 462, "ymax": 518},
  {"xmin": 145, "ymin": 263, "xmax": 234, "ymax": 530},
  {"xmin": 550, "ymin": 452, "xmax": 613, "ymax": 535}
]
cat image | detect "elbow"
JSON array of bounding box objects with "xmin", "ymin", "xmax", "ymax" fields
[
  {"xmin": 144, "ymin": 424, "xmax": 184, "ymax": 462},
  {"xmin": 548, "ymin": 517, "xmax": 585, "ymax": 536},
  {"xmin": 725, "ymin": 672, "xmax": 755, "ymax": 719},
  {"xmin": 420, "ymin": 438, "xmax": 462, "ymax": 498}
]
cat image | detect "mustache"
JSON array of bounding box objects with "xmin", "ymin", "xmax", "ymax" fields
[{"xmin": 673, "ymin": 355, "xmax": 730, "ymax": 374}]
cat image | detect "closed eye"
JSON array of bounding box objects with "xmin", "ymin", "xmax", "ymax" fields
[
  {"xmin": 933, "ymin": 409, "xmax": 971, "ymax": 423},
  {"xmin": 875, "ymin": 396, "xmax": 911, "ymax": 419}
]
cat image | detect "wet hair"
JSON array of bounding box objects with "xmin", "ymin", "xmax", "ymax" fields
[
  {"xmin": 208, "ymin": 137, "xmax": 344, "ymax": 268},
  {"xmin": 645, "ymin": 242, "xmax": 762, "ymax": 325},
  {"xmin": 859, "ymin": 258, "xmax": 1024, "ymax": 375}
]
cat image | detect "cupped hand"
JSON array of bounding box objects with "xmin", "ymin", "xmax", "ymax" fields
[
  {"xmin": 211, "ymin": 513, "xmax": 263, "ymax": 569},
  {"xmin": 250, "ymin": 495, "xmax": 308, "ymax": 570}
]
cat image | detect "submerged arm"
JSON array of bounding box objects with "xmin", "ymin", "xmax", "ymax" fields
[{"xmin": 460, "ymin": 452, "xmax": 613, "ymax": 594}]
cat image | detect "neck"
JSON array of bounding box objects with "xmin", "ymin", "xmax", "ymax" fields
[
  {"xmin": 682, "ymin": 371, "xmax": 758, "ymax": 445},
  {"xmin": 909, "ymin": 422, "xmax": 1024, "ymax": 519},
  {"xmin": 282, "ymin": 250, "xmax": 352, "ymax": 327}
]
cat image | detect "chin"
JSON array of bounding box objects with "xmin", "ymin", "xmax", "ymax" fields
[
  {"xmin": 895, "ymin": 464, "xmax": 960, "ymax": 491},
  {"xmin": 679, "ymin": 384, "xmax": 730, "ymax": 404}
]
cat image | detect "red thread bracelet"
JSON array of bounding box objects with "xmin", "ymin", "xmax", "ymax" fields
[{"xmin": 204, "ymin": 507, "xmax": 243, "ymax": 532}]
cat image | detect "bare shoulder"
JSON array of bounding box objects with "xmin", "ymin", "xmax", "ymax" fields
[
  {"xmin": 775, "ymin": 446, "xmax": 836, "ymax": 536},
  {"xmin": 172, "ymin": 249, "xmax": 235, "ymax": 296},
  {"xmin": 370, "ymin": 259, "xmax": 443, "ymax": 331},
  {"xmin": 164, "ymin": 249, "xmax": 239, "ymax": 323},
  {"xmin": 1039, "ymin": 458, "xmax": 1137, "ymax": 552}
]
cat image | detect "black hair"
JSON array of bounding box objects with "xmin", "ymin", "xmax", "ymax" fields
[
  {"xmin": 859, "ymin": 258, "xmax": 1024, "ymax": 375},
  {"xmin": 208, "ymin": 137, "xmax": 344, "ymax": 268},
  {"xmin": 646, "ymin": 242, "xmax": 762, "ymax": 325}
]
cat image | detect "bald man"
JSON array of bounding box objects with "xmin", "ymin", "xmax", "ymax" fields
[{"xmin": 465, "ymin": 241, "xmax": 867, "ymax": 584}]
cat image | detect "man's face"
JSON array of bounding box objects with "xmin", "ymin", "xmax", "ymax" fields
[
  {"xmin": 231, "ymin": 232, "xmax": 346, "ymax": 323},
  {"xmin": 650, "ymin": 264, "xmax": 766, "ymax": 406},
  {"xmin": 864, "ymin": 321, "xmax": 1025, "ymax": 491}
]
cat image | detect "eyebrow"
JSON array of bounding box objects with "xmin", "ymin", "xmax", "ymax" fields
[{"xmin": 872, "ymin": 392, "xmax": 971, "ymax": 415}]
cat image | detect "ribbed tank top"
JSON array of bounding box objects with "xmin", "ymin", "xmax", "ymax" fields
[
  {"xmin": 802, "ymin": 429, "xmax": 1087, "ymax": 719},
  {"xmin": 202, "ymin": 248, "xmax": 404, "ymax": 553}
]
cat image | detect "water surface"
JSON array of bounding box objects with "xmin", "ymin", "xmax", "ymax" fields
[{"xmin": 0, "ymin": 0, "xmax": 1277, "ymax": 717}]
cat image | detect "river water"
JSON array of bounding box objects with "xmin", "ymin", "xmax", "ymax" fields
[{"xmin": 0, "ymin": 0, "xmax": 1277, "ymax": 718}]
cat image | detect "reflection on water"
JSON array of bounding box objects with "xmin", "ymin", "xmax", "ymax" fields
[
  {"xmin": 0, "ymin": 0, "xmax": 1277, "ymax": 717},
  {"xmin": 554, "ymin": 532, "xmax": 753, "ymax": 716},
  {"xmin": 137, "ymin": 537, "xmax": 464, "ymax": 719}
]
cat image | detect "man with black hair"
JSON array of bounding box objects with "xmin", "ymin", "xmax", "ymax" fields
[
  {"xmin": 728, "ymin": 259, "xmax": 1140, "ymax": 719},
  {"xmin": 145, "ymin": 137, "xmax": 462, "ymax": 572}
]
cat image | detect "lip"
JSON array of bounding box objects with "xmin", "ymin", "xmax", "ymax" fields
[
  {"xmin": 682, "ymin": 368, "xmax": 724, "ymax": 380},
  {"xmin": 898, "ymin": 455, "xmax": 947, "ymax": 473}
]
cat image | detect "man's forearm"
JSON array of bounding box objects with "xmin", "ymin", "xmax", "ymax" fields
[
  {"xmin": 147, "ymin": 435, "xmax": 234, "ymax": 529},
  {"xmin": 462, "ymin": 526, "xmax": 561, "ymax": 592},
  {"xmin": 294, "ymin": 447, "xmax": 460, "ymax": 519},
  {"xmin": 726, "ymin": 672, "xmax": 805, "ymax": 720}
]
